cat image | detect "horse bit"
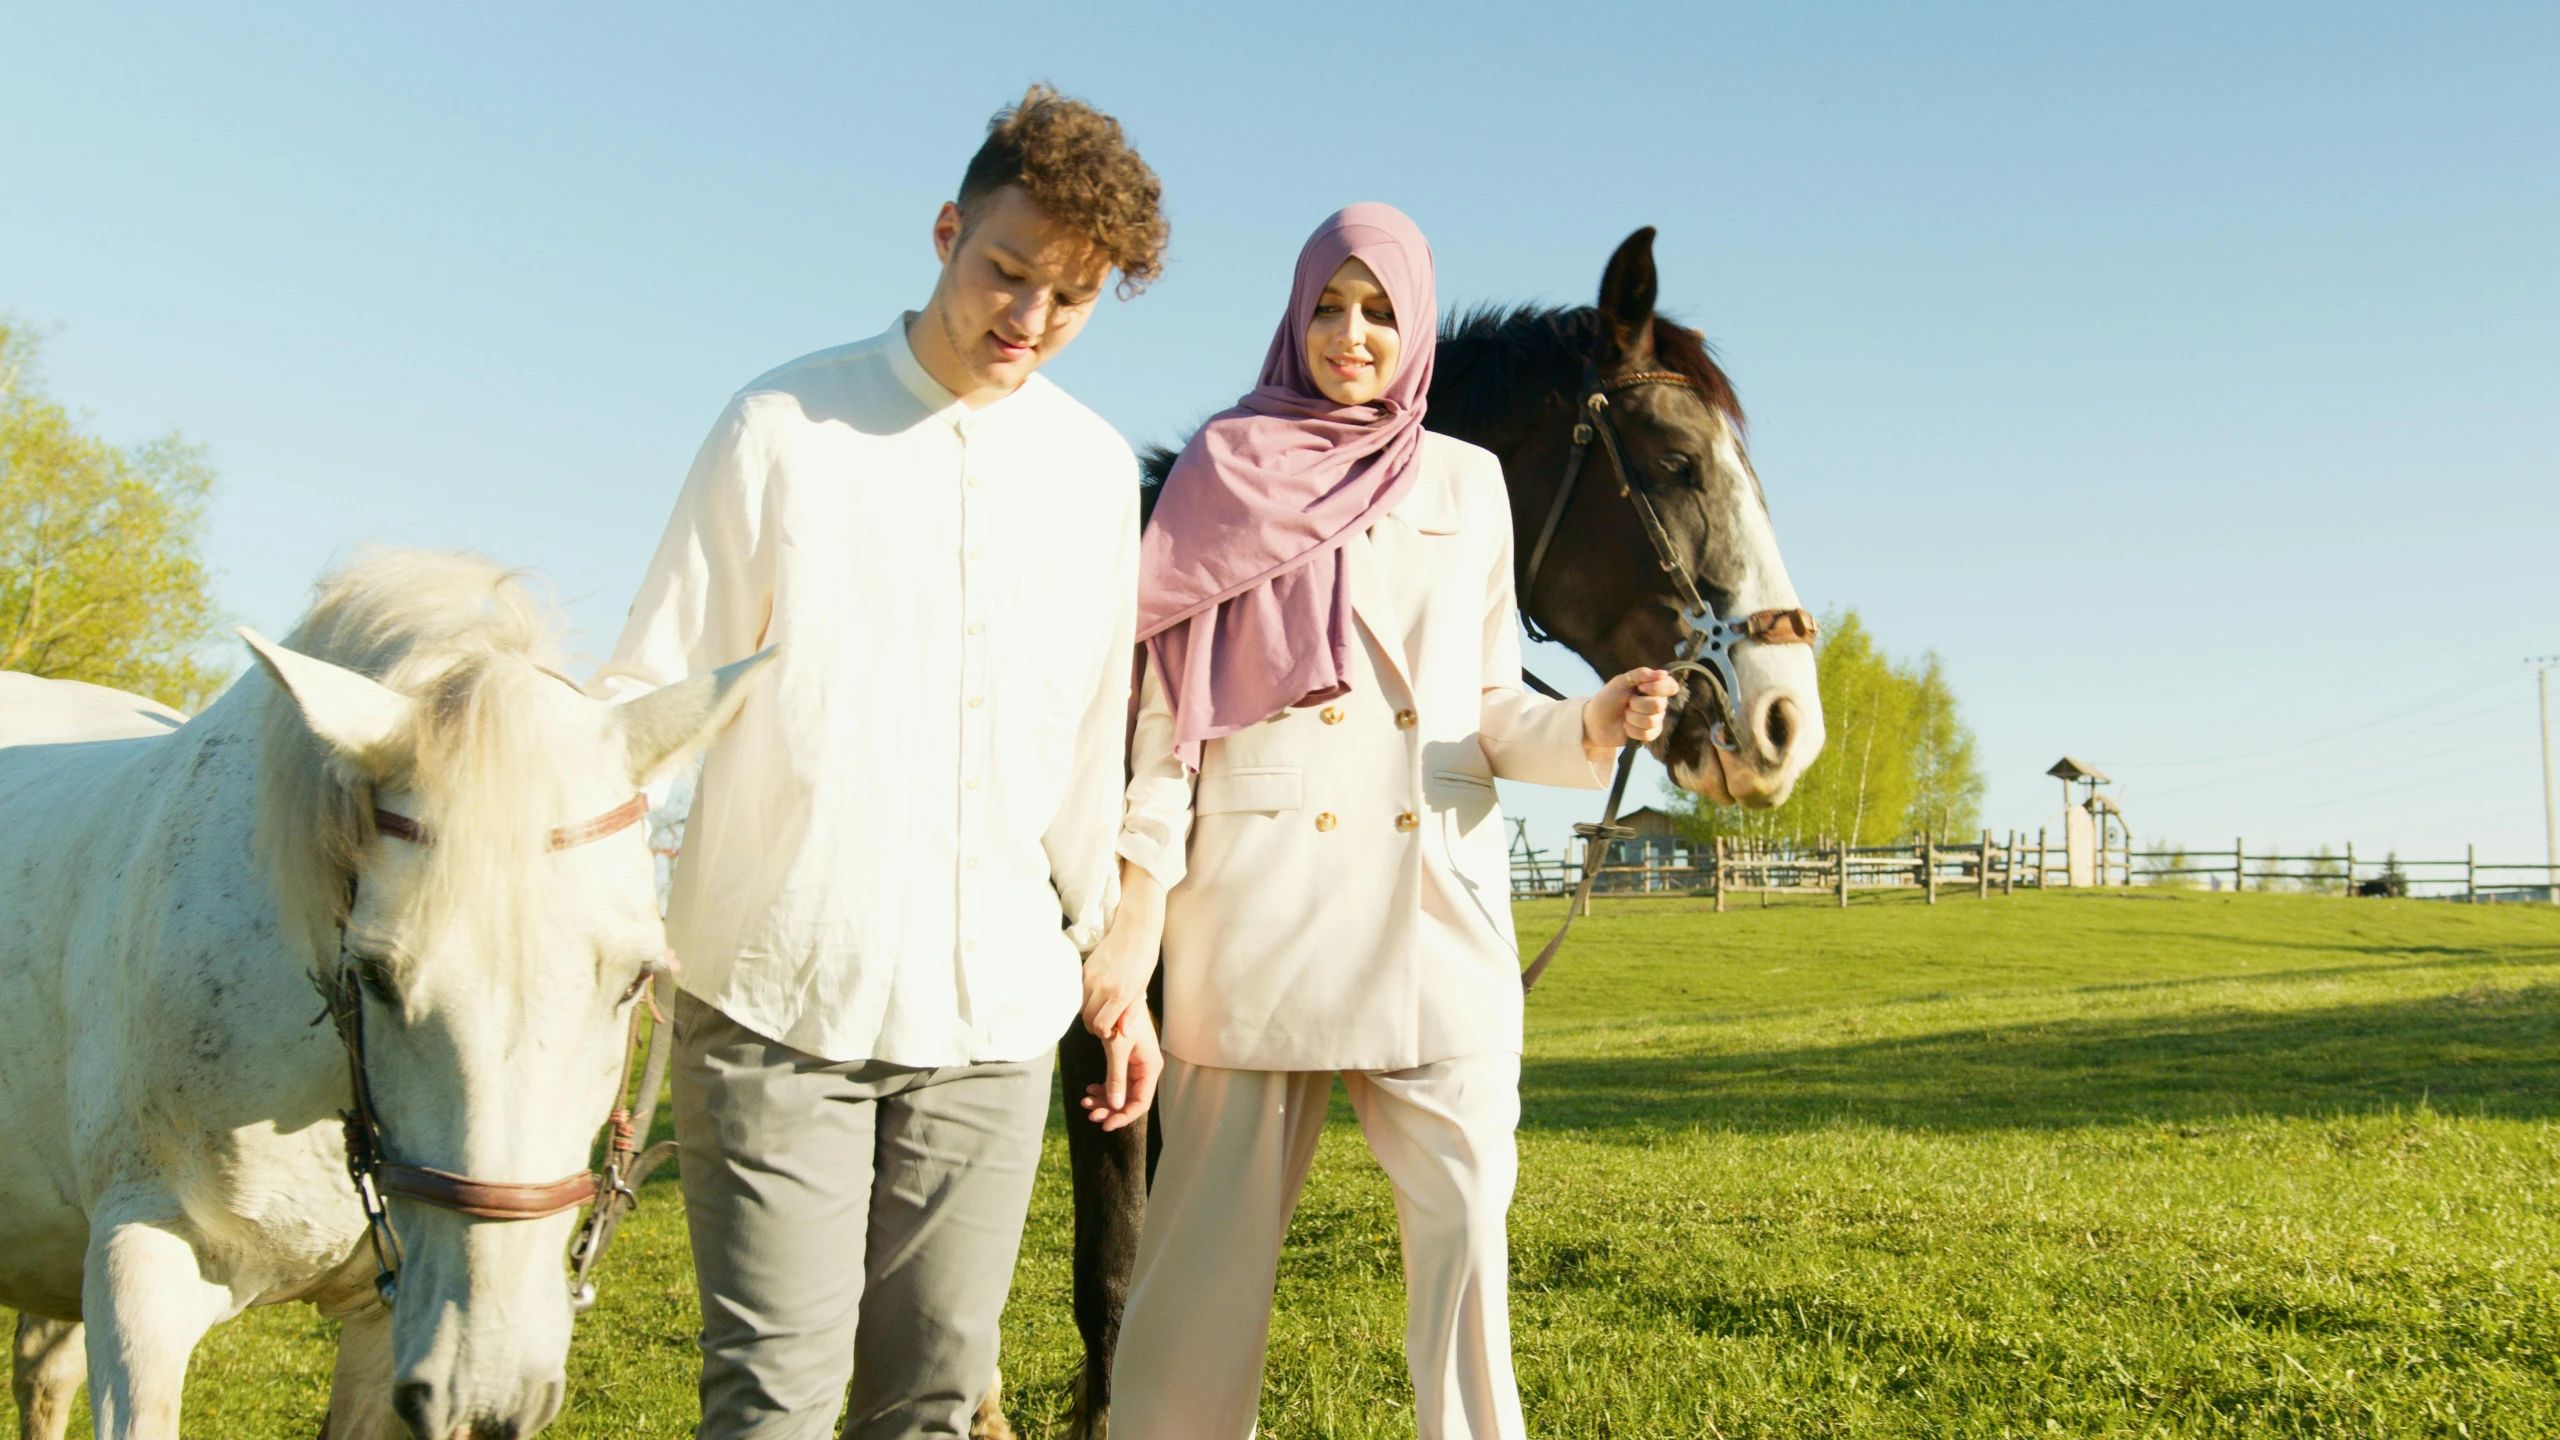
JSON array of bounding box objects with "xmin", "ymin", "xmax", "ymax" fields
[
  {"xmin": 318, "ymin": 792, "xmax": 674, "ymax": 1313},
  {"xmin": 1515, "ymin": 365, "xmax": 1819, "ymax": 991}
]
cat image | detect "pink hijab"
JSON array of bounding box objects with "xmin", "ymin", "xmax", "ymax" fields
[{"xmin": 1137, "ymin": 203, "xmax": 1438, "ymax": 769}]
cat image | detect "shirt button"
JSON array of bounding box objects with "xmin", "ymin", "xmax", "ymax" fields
[
  {"xmin": 964, "ymin": 940, "xmax": 977, "ymax": 952},
  {"xmin": 967, "ymin": 695, "xmax": 984, "ymax": 708},
  {"xmin": 965, "ymin": 475, "xmax": 982, "ymax": 488},
  {"xmin": 1314, "ymin": 812, "xmax": 1337, "ymax": 832},
  {"xmin": 967, "ymin": 547, "xmax": 983, "ymax": 561},
  {"xmin": 967, "ymin": 621, "xmax": 985, "ymax": 636},
  {"xmin": 966, "ymin": 777, "xmax": 981, "ymax": 790},
  {"xmin": 1395, "ymin": 812, "xmax": 1419, "ymax": 832},
  {"xmin": 966, "ymin": 856, "xmax": 979, "ymax": 869},
  {"xmin": 1395, "ymin": 708, "xmax": 1417, "ymax": 729},
  {"xmin": 1320, "ymin": 706, "xmax": 1345, "ymax": 725}
]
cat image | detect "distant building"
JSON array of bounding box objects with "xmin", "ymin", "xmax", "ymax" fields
[{"xmin": 1615, "ymin": 806, "xmax": 1685, "ymax": 839}]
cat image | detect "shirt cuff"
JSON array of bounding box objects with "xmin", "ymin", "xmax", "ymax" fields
[{"xmin": 1116, "ymin": 828, "xmax": 1188, "ymax": 896}]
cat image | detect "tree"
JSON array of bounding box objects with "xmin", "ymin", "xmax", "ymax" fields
[
  {"xmin": 1, "ymin": 319, "xmax": 223, "ymax": 710},
  {"xmin": 2143, "ymin": 843, "xmax": 2199, "ymax": 890},
  {"xmin": 1669, "ymin": 608, "xmax": 1985, "ymax": 847},
  {"xmin": 2305, "ymin": 843, "xmax": 2346, "ymax": 896}
]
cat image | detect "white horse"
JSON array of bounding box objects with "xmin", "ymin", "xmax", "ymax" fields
[{"xmin": 0, "ymin": 550, "xmax": 770, "ymax": 1439}]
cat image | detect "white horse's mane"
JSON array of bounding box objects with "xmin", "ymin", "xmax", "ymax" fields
[{"xmin": 255, "ymin": 549, "xmax": 585, "ymax": 970}]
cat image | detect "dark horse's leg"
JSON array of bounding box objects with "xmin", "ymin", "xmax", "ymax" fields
[{"xmin": 1058, "ymin": 973, "xmax": 1163, "ymax": 1440}]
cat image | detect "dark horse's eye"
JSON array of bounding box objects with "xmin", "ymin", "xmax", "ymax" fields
[
  {"xmin": 1659, "ymin": 452, "xmax": 1697, "ymax": 478},
  {"xmin": 618, "ymin": 970, "xmax": 653, "ymax": 1006}
]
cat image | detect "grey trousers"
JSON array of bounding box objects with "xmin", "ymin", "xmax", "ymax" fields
[{"xmin": 672, "ymin": 990, "xmax": 1053, "ymax": 1440}]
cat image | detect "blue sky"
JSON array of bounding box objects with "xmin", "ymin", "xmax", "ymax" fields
[{"xmin": 5, "ymin": 3, "xmax": 2554, "ymax": 866}]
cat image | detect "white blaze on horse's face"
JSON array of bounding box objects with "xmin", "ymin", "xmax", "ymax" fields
[
  {"xmin": 1670, "ymin": 419, "xmax": 1826, "ymax": 809},
  {"xmin": 247, "ymin": 634, "xmax": 769, "ymax": 1439}
]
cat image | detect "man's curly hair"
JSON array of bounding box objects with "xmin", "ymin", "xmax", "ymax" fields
[{"xmin": 958, "ymin": 85, "xmax": 1168, "ymax": 297}]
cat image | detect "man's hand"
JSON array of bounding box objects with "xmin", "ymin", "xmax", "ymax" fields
[
  {"xmin": 1080, "ymin": 1002, "xmax": 1160, "ymax": 1132},
  {"xmin": 1583, "ymin": 667, "xmax": 1681, "ymax": 757}
]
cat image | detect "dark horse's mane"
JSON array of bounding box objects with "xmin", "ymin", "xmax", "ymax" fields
[
  {"xmin": 1432, "ymin": 305, "xmax": 1744, "ymax": 439},
  {"xmin": 1136, "ymin": 306, "xmax": 1740, "ymax": 524}
]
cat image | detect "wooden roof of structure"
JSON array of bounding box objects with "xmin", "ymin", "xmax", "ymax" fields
[{"xmin": 2046, "ymin": 756, "xmax": 2112, "ymax": 783}]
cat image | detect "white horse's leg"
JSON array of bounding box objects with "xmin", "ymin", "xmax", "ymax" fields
[
  {"xmin": 12, "ymin": 1315, "xmax": 85, "ymax": 1440},
  {"xmin": 318, "ymin": 1304, "xmax": 402, "ymax": 1440},
  {"xmin": 79, "ymin": 1218, "xmax": 232, "ymax": 1440}
]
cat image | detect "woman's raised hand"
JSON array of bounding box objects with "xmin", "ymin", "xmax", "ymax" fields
[{"xmin": 1582, "ymin": 667, "xmax": 1682, "ymax": 755}]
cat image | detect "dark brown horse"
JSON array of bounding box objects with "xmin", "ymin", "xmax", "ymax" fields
[{"xmin": 1031, "ymin": 226, "xmax": 1825, "ymax": 1437}]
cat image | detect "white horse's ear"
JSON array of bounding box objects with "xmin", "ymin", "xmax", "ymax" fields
[
  {"xmin": 612, "ymin": 647, "xmax": 780, "ymax": 787},
  {"xmin": 238, "ymin": 627, "xmax": 416, "ymax": 776}
]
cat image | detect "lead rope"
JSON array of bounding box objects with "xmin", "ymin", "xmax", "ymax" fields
[
  {"xmin": 568, "ymin": 966, "xmax": 681, "ymax": 1313},
  {"xmin": 1520, "ymin": 742, "xmax": 1640, "ymax": 992}
]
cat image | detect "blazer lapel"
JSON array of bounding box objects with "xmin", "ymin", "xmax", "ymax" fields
[
  {"xmin": 1348, "ymin": 452, "xmax": 1458, "ymax": 696},
  {"xmin": 1344, "ymin": 527, "xmax": 1415, "ymax": 697}
]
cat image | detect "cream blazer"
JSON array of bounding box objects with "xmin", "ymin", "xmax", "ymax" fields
[{"xmin": 1117, "ymin": 431, "xmax": 1610, "ymax": 1072}]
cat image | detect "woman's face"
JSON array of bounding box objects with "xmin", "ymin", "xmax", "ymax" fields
[{"xmin": 1303, "ymin": 257, "xmax": 1401, "ymax": 406}]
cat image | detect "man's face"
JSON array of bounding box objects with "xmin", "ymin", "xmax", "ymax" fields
[{"xmin": 923, "ymin": 186, "xmax": 1113, "ymax": 396}]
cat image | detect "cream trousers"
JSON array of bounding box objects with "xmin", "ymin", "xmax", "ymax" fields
[{"xmin": 1110, "ymin": 1052, "xmax": 1526, "ymax": 1440}]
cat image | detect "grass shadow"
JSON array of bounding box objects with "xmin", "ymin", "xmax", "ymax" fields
[{"xmin": 1523, "ymin": 983, "xmax": 2560, "ymax": 1133}]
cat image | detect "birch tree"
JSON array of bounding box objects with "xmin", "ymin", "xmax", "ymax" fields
[
  {"xmin": 0, "ymin": 319, "xmax": 223, "ymax": 710},
  {"xmin": 1671, "ymin": 608, "xmax": 1984, "ymax": 847}
]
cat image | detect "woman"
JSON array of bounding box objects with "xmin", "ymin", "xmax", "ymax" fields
[{"xmin": 1080, "ymin": 204, "xmax": 1677, "ymax": 1440}]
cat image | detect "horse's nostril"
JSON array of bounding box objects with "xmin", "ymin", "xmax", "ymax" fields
[
  {"xmin": 392, "ymin": 1379, "xmax": 438, "ymax": 1434},
  {"xmin": 1764, "ymin": 697, "xmax": 1797, "ymax": 757}
]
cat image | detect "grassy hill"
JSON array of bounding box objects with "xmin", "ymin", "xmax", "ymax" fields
[{"xmin": 11, "ymin": 890, "xmax": 2560, "ymax": 1436}]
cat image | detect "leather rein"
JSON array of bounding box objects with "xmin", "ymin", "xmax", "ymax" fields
[
  {"xmin": 320, "ymin": 791, "xmax": 671, "ymax": 1310},
  {"xmin": 1515, "ymin": 367, "xmax": 1818, "ymax": 992}
]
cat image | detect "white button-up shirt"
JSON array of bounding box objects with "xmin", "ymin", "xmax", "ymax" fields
[{"xmin": 592, "ymin": 318, "xmax": 1139, "ymax": 1067}]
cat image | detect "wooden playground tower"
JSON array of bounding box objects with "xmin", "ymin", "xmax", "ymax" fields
[{"xmin": 2046, "ymin": 756, "xmax": 2129, "ymax": 886}]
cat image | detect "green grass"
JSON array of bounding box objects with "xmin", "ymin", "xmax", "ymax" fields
[{"xmin": 11, "ymin": 891, "xmax": 2560, "ymax": 1436}]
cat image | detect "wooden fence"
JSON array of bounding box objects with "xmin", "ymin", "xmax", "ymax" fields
[
  {"xmin": 1512, "ymin": 828, "xmax": 2559, "ymax": 909},
  {"xmin": 2133, "ymin": 839, "xmax": 2558, "ymax": 902}
]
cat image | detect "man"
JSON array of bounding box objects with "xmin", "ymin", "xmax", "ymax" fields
[{"xmin": 591, "ymin": 86, "xmax": 1167, "ymax": 1439}]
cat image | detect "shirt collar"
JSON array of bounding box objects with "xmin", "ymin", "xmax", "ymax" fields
[
  {"xmin": 890, "ymin": 311, "xmax": 1041, "ymax": 428},
  {"xmin": 888, "ymin": 312, "xmax": 968, "ymax": 424}
]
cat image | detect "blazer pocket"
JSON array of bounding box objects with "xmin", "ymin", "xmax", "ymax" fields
[
  {"xmin": 1427, "ymin": 768, "xmax": 1500, "ymax": 830},
  {"xmin": 1197, "ymin": 765, "xmax": 1304, "ymax": 815}
]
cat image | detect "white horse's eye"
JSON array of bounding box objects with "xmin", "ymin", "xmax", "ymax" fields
[{"xmin": 351, "ymin": 954, "xmax": 400, "ymax": 1004}]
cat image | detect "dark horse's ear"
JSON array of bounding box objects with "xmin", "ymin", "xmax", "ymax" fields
[{"xmin": 1596, "ymin": 227, "xmax": 1660, "ymax": 365}]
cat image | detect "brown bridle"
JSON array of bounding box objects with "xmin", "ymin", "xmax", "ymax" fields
[
  {"xmin": 1517, "ymin": 366, "xmax": 1819, "ymax": 993},
  {"xmin": 321, "ymin": 791, "xmax": 658, "ymax": 1307},
  {"xmin": 1518, "ymin": 366, "xmax": 1817, "ymax": 739}
]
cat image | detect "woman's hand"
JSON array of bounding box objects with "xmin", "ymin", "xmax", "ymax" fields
[
  {"xmin": 1583, "ymin": 667, "xmax": 1681, "ymax": 756},
  {"xmin": 1082, "ymin": 861, "xmax": 1165, "ymax": 1048},
  {"xmin": 1080, "ymin": 1001, "xmax": 1161, "ymax": 1132},
  {"xmin": 1079, "ymin": 860, "xmax": 1166, "ymax": 1129}
]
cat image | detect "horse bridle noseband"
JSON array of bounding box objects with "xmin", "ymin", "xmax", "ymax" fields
[
  {"xmin": 1516, "ymin": 366, "xmax": 1818, "ymax": 992},
  {"xmin": 321, "ymin": 792, "xmax": 670, "ymax": 1311}
]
